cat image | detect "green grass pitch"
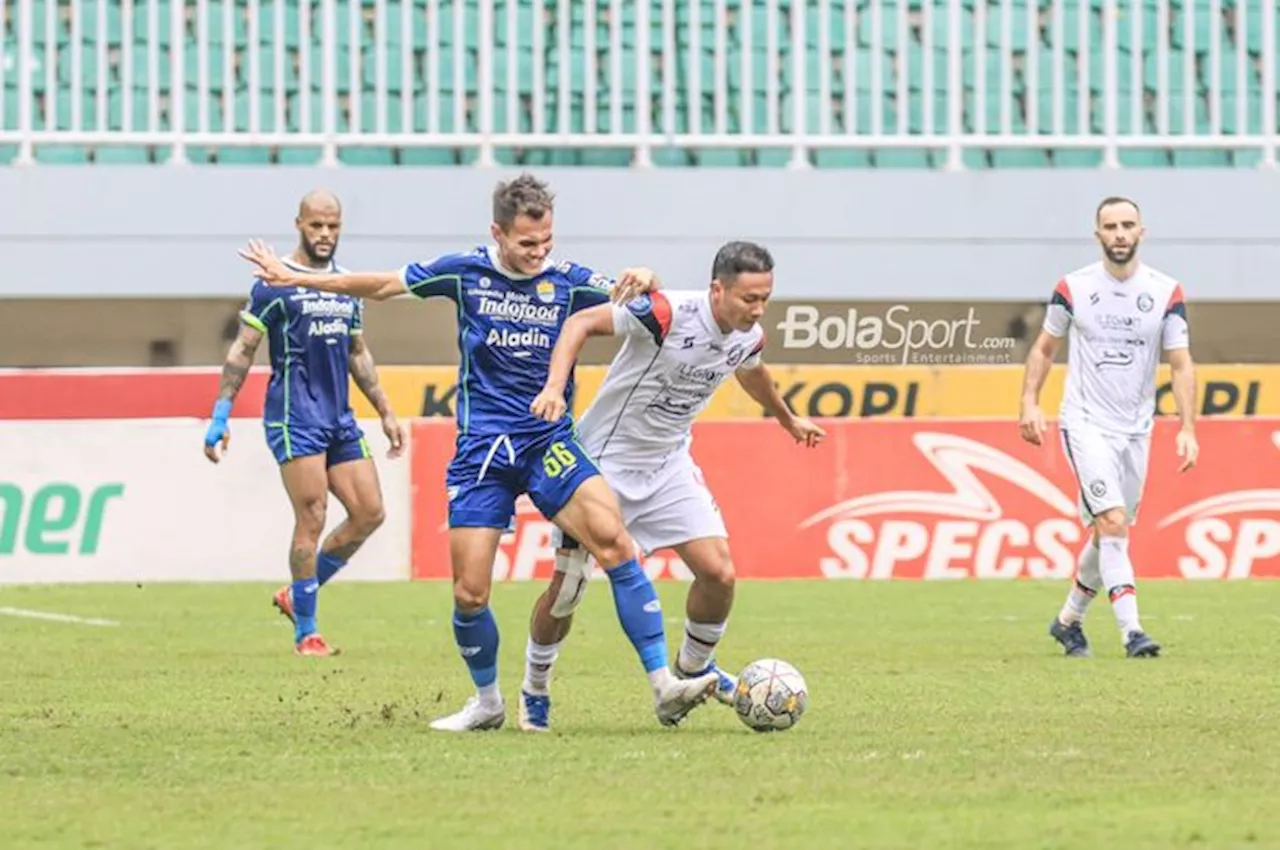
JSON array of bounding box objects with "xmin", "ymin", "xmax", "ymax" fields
[{"xmin": 2, "ymin": 580, "xmax": 1278, "ymax": 850}]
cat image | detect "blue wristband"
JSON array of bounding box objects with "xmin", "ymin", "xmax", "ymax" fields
[{"xmin": 211, "ymin": 398, "xmax": 232, "ymax": 423}]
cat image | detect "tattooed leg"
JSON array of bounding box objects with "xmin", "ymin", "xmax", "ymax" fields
[
  {"xmin": 318, "ymin": 457, "xmax": 386, "ymax": 586},
  {"xmin": 280, "ymin": 455, "xmax": 330, "ymax": 641}
]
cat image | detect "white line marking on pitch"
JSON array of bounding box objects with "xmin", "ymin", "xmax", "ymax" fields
[{"xmin": 0, "ymin": 607, "xmax": 119, "ymax": 627}]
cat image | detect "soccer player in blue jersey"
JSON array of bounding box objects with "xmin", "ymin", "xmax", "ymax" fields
[
  {"xmin": 238, "ymin": 174, "xmax": 720, "ymax": 730},
  {"xmin": 206, "ymin": 189, "xmax": 405, "ymax": 658}
]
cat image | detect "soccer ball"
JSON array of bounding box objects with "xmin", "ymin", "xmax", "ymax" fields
[{"xmin": 732, "ymin": 658, "xmax": 808, "ymax": 732}]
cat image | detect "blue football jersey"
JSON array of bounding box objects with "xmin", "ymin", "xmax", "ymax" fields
[
  {"xmin": 240, "ymin": 259, "xmax": 363, "ymax": 429},
  {"xmin": 399, "ymin": 246, "xmax": 613, "ymax": 438}
]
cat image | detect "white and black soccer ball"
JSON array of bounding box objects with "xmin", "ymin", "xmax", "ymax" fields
[{"xmin": 733, "ymin": 658, "xmax": 808, "ymax": 732}]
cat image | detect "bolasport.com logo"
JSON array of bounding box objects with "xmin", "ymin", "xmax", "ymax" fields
[{"xmin": 776, "ymin": 305, "xmax": 1019, "ymax": 365}]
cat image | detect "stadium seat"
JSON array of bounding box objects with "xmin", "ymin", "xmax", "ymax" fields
[{"xmin": 0, "ymin": 0, "xmax": 1273, "ymax": 168}]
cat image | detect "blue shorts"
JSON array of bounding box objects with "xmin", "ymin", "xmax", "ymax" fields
[
  {"xmin": 445, "ymin": 426, "xmax": 601, "ymax": 529},
  {"xmin": 265, "ymin": 418, "xmax": 370, "ymax": 467}
]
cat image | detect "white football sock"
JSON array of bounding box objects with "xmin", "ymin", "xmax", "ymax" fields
[
  {"xmin": 648, "ymin": 666, "xmax": 677, "ymax": 695},
  {"xmin": 1098, "ymin": 535, "xmax": 1142, "ymax": 640},
  {"xmin": 477, "ymin": 682, "xmax": 502, "ymax": 709},
  {"xmin": 1058, "ymin": 541, "xmax": 1100, "ymax": 625},
  {"xmin": 522, "ymin": 638, "xmax": 560, "ymax": 696},
  {"xmin": 678, "ymin": 620, "xmax": 728, "ymax": 673}
]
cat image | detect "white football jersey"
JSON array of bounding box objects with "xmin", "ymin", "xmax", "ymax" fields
[
  {"xmin": 1042, "ymin": 261, "xmax": 1190, "ymax": 435},
  {"xmin": 575, "ymin": 289, "xmax": 766, "ymax": 468}
]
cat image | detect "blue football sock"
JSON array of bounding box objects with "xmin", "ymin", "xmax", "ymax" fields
[
  {"xmin": 316, "ymin": 550, "xmax": 346, "ymax": 586},
  {"xmin": 292, "ymin": 577, "xmax": 319, "ymax": 642},
  {"xmin": 606, "ymin": 558, "xmax": 669, "ymax": 673},
  {"xmin": 452, "ymin": 606, "xmax": 499, "ymax": 689}
]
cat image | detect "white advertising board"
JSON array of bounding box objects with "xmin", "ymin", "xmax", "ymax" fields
[{"xmin": 0, "ymin": 419, "xmax": 410, "ymax": 583}]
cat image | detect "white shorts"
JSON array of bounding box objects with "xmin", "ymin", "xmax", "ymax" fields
[
  {"xmin": 1059, "ymin": 423, "xmax": 1151, "ymax": 525},
  {"xmin": 552, "ymin": 451, "xmax": 727, "ymax": 555}
]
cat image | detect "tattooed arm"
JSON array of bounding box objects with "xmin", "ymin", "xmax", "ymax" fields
[
  {"xmin": 349, "ymin": 334, "xmax": 405, "ymax": 458},
  {"xmin": 218, "ymin": 324, "xmax": 264, "ymax": 402},
  {"xmin": 204, "ymin": 323, "xmax": 263, "ymax": 463}
]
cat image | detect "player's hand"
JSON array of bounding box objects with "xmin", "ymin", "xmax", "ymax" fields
[
  {"xmin": 238, "ymin": 238, "xmax": 293, "ymax": 286},
  {"xmin": 612, "ymin": 267, "xmax": 661, "ymax": 304},
  {"xmin": 203, "ymin": 419, "xmax": 231, "ymax": 463},
  {"xmin": 1175, "ymin": 426, "xmax": 1199, "ymax": 472},
  {"xmin": 787, "ymin": 416, "xmax": 826, "ymax": 448},
  {"xmin": 1019, "ymin": 404, "xmax": 1047, "ymax": 446},
  {"xmin": 382, "ymin": 414, "xmax": 406, "ymax": 460},
  {"xmin": 530, "ymin": 388, "xmax": 568, "ymax": 423}
]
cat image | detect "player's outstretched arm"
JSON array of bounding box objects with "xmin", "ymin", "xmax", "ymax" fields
[
  {"xmin": 1167, "ymin": 347, "xmax": 1199, "ymax": 471},
  {"xmin": 237, "ymin": 239, "xmax": 408, "ymax": 300},
  {"xmin": 530, "ymin": 303, "xmax": 618, "ymax": 423},
  {"xmin": 1018, "ymin": 330, "xmax": 1061, "ymax": 446},
  {"xmin": 204, "ymin": 322, "xmax": 264, "ymax": 464},
  {"xmin": 349, "ymin": 334, "xmax": 405, "ymax": 459},
  {"xmin": 735, "ymin": 362, "xmax": 825, "ymax": 447}
]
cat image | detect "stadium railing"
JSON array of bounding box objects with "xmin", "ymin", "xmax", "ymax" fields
[{"xmin": 0, "ymin": 0, "xmax": 1276, "ymax": 168}]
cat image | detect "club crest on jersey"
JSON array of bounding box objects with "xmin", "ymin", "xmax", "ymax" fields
[
  {"xmin": 535, "ymin": 280, "xmax": 556, "ymax": 304},
  {"xmin": 726, "ymin": 345, "xmax": 746, "ymax": 367},
  {"xmin": 628, "ymin": 294, "xmax": 653, "ymax": 316},
  {"xmin": 1137, "ymin": 292, "xmax": 1154, "ymax": 312}
]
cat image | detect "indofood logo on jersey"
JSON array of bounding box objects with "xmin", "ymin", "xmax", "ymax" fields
[
  {"xmin": 476, "ymin": 290, "xmax": 561, "ymax": 325},
  {"xmin": 301, "ymin": 299, "xmax": 355, "ymax": 318},
  {"xmin": 302, "ymin": 298, "xmax": 355, "ymax": 337}
]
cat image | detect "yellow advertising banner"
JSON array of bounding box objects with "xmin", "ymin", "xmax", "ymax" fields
[{"xmin": 350, "ymin": 364, "xmax": 1278, "ymax": 420}]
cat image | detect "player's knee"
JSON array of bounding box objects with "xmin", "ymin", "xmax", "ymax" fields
[
  {"xmin": 593, "ymin": 533, "xmax": 633, "ymax": 568},
  {"xmin": 693, "ymin": 543, "xmax": 736, "ymax": 592},
  {"xmin": 583, "ymin": 514, "xmax": 633, "ymax": 567},
  {"xmin": 452, "ymin": 575, "xmax": 490, "ymax": 611},
  {"xmin": 1095, "ymin": 509, "xmax": 1128, "ymax": 538},
  {"xmin": 707, "ymin": 557, "xmax": 736, "ymax": 593},
  {"xmin": 354, "ymin": 502, "xmax": 386, "ymax": 536},
  {"xmin": 294, "ymin": 497, "xmax": 327, "ymax": 536}
]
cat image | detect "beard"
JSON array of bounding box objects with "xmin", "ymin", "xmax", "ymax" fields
[
  {"xmin": 302, "ymin": 238, "xmax": 336, "ymax": 265},
  {"xmin": 1104, "ymin": 240, "xmax": 1138, "ymax": 264}
]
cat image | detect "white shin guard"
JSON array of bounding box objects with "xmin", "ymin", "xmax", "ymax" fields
[{"xmin": 550, "ymin": 548, "xmax": 592, "ymax": 619}]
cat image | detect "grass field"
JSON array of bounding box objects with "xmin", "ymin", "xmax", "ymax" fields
[{"xmin": 2, "ymin": 580, "xmax": 1278, "ymax": 850}]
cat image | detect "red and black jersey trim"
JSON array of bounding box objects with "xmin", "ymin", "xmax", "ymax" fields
[{"xmin": 627, "ymin": 292, "xmax": 674, "ymax": 346}]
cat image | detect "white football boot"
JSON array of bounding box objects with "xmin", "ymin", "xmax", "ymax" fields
[
  {"xmin": 429, "ymin": 696, "xmax": 506, "ymax": 732},
  {"xmin": 654, "ymin": 671, "xmax": 720, "ymax": 727}
]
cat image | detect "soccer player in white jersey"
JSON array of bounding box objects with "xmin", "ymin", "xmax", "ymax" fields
[
  {"xmin": 520, "ymin": 241, "xmax": 826, "ymax": 731},
  {"xmin": 1019, "ymin": 196, "xmax": 1198, "ymax": 659}
]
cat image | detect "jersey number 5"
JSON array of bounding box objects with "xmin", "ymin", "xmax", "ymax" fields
[{"xmin": 542, "ymin": 441, "xmax": 579, "ymax": 478}]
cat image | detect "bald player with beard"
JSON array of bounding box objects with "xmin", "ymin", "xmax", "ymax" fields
[{"xmin": 204, "ymin": 190, "xmax": 406, "ymax": 657}]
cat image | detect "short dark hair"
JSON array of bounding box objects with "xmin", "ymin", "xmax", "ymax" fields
[
  {"xmin": 711, "ymin": 240, "xmax": 774, "ymax": 285},
  {"xmin": 493, "ymin": 173, "xmax": 555, "ymax": 229},
  {"xmin": 1096, "ymin": 195, "xmax": 1140, "ymax": 223}
]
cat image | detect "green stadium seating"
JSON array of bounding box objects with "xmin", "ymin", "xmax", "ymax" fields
[{"xmin": 0, "ymin": 0, "xmax": 1274, "ymax": 167}]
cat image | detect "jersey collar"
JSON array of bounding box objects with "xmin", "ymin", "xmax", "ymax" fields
[
  {"xmin": 282, "ymin": 256, "xmax": 337, "ymax": 274},
  {"xmin": 1101, "ymin": 261, "xmax": 1143, "ymax": 285}
]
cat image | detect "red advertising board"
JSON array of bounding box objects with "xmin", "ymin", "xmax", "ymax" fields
[
  {"xmin": 410, "ymin": 418, "xmax": 1280, "ymax": 581},
  {"xmin": 0, "ymin": 369, "xmax": 269, "ymax": 419}
]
